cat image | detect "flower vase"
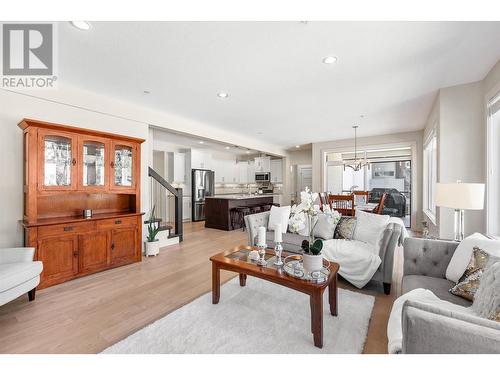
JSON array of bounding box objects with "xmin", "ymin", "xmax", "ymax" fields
[{"xmin": 302, "ymin": 253, "xmax": 323, "ymax": 275}]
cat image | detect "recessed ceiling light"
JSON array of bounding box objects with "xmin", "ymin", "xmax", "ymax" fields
[
  {"xmin": 225, "ymin": 146, "xmax": 231, "ymax": 150},
  {"xmin": 143, "ymin": 90, "xmax": 150, "ymax": 94},
  {"xmin": 295, "ymin": 145, "xmax": 300, "ymax": 148},
  {"xmin": 246, "ymin": 150, "xmax": 250, "ymax": 154},
  {"xmin": 70, "ymin": 21, "xmax": 91, "ymax": 31},
  {"xmin": 322, "ymin": 56, "xmax": 338, "ymax": 64},
  {"xmin": 199, "ymin": 141, "xmax": 204, "ymax": 144},
  {"xmin": 217, "ymin": 92, "xmax": 229, "ymax": 99}
]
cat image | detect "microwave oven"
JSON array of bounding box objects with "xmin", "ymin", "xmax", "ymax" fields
[{"xmin": 255, "ymin": 172, "xmax": 270, "ymax": 182}]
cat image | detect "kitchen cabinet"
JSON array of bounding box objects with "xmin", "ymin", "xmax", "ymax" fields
[
  {"xmin": 214, "ymin": 158, "xmax": 238, "ymax": 183},
  {"xmin": 237, "ymin": 162, "xmax": 249, "ymax": 183},
  {"xmin": 254, "ymin": 156, "xmax": 271, "ymax": 173},
  {"xmin": 270, "ymin": 159, "xmax": 283, "ymax": 183},
  {"xmin": 173, "ymin": 152, "xmax": 186, "ymax": 182},
  {"xmin": 191, "ymin": 149, "xmax": 212, "ymax": 170},
  {"xmin": 247, "ymin": 161, "xmax": 256, "ymax": 183},
  {"xmin": 183, "ymin": 197, "xmax": 191, "ymax": 221}
]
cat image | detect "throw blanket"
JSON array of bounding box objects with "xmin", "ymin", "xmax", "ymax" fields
[
  {"xmin": 321, "ymin": 220, "xmax": 407, "ymax": 289},
  {"xmin": 322, "ymin": 239, "xmax": 381, "ymax": 288}
]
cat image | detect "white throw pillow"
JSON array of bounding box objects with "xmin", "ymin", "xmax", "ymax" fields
[
  {"xmin": 313, "ymin": 213, "xmax": 337, "ymax": 240},
  {"xmin": 268, "ymin": 205, "xmax": 291, "ymax": 234},
  {"xmin": 445, "ymin": 233, "xmax": 500, "ymax": 283},
  {"xmin": 353, "ymin": 210, "xmax": 390, "ymax": 249}
]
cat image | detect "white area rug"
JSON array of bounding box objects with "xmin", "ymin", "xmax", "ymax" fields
[{"xmin": 103, "ymin": 277, "xmax": 375, "ymax": 354}]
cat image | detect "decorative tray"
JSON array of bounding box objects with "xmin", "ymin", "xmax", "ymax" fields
[{"xmin": 282, "ymin": 255, "xmax": 331, "ymax": 283}]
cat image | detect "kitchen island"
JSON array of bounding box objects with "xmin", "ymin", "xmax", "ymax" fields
[{"xmin": 205, "ymin": 194, "xmax": 278, "ymax": 231}]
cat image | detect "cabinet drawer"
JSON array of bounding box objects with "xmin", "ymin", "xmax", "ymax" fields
[
  {"xmin": 38, "ymin": 221, "xmax": 95, "ymax": 238},
  {"xmin": 97, "ymin": 216, "xmax": 138, "ymax": 230}
]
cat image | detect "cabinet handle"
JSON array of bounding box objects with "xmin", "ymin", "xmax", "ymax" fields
[
  {"xmin": 111, "ymin": 243, "xmax": 115, "ymax": 251},
  {"xmin": 71, "ymin": 158, "xmax": 76, "ymax": 166},
  {"xmin": 73, "ymin": 251, "xmax": 79, "ymax": 258},
  {"xmin": 115, "ymin": 220, "xmax": 122, "ymax": 224},
  {"xmin": 63, "ymin": 226, "xmax": 73, "ymax": 232},
  {"xmin": 110, "ymin": 161, "xmax": 115, "ymax": 168}
]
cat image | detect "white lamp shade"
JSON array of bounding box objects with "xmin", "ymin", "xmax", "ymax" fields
[{"xmin": 435, "ymin": 183, "xmax": 485, "ymax": 210}]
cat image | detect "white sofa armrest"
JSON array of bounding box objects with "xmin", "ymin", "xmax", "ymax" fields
[{"xmin": 0, "ymin": 247, "xmax": 35, "ymax": 264}]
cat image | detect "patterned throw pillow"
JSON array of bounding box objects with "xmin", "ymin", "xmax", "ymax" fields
[
  {"xmin": 449, "ymin": 247, "xmax": 492, "ymax": 301},
  {"xmin": 472, "ymin": 262, "xmax": 500, "ymax": 322},
  {"xmin": 333, "ymin": 216, "xmax": 357, "ymax": 240}
]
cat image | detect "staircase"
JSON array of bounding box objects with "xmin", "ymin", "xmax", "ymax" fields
[{"xmin": 147, "ymin": 167, "xmax": 183, "ymax": 249}]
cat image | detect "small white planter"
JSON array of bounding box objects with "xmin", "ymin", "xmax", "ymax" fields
[
  {"xmin": 302, "ymin": 253, "xmax": 323, "ymax": 275},
  {"xmin": 145, "ymin": 240, "xmax": 160, "ymax": 257}
]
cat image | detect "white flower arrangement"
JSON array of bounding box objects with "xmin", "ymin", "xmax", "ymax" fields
[{"xmin": 288, "ymin": 187, "xmax": 341, "ymax": 241}]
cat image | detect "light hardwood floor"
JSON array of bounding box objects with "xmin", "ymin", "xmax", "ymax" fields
[{"xmin": 0, "ymin": 222, "xmax": 403, "ymax": 354}]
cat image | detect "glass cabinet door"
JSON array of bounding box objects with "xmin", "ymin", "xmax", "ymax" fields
[
  {"xmin": 40, "ymin": 132, "xmax": 76, "ymax": 189},
  {"xmin": 82, "ymin": 140, "xmax": 106, "ymax": 187},
  {"xmin": 112, "ymin": 143, "xmax": 134, "ymax": 189}
]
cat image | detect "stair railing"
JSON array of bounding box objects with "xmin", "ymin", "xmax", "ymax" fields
[{"xmin": 148, "ymin": 167, "xmax": 183, "ymax": 242}]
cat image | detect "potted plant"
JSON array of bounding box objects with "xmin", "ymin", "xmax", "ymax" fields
[
  {"xmin": 289, "ymin": 187, "xmax": 341, "ymax": 275},
  {"xmin": 301, "ymin": 238, "xmax": 324, "ymax": 274},
  {"xmin": 145, "ymin": 206, "xmax": 160, "ymax": 257}
]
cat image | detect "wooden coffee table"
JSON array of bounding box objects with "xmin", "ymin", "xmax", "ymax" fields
[{"xmin": 210, "ymin": 245, "xmax": 339, "ymax": 348}]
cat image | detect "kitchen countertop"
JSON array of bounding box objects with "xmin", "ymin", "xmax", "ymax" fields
[{"xmin": 206, "ymin": 193, "xmax": 280, "ymax": 200}]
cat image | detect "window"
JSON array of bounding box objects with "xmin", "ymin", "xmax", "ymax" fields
[
  {"xmin": 487, "ymin": 92, "xmax": 500, "ymax": 237},
  {"xmin": 423, "ymin": 130, "xmax": 437, "ymax": 223}
]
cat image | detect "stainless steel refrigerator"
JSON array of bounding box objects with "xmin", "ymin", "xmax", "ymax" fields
[{"xmin": 191, "ymin": 169, "xmax": 215, "ymax": 221}]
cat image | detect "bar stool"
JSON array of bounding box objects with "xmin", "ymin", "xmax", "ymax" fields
[
  {"xmin": 249, "ymin": 205, "xmax": 262, "ymax": 214},
  {"xmin": 262, "ymin": 204, "xmax": 272, "ymax": 212},
  {"xmin": 231, "ymin": 206, "xmax": 251, "ymax": 231}
]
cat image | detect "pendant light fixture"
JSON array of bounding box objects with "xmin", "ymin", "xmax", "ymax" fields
[{"xmin": 343, "ymin": 125, "xmax": 370, "ymax": 171}]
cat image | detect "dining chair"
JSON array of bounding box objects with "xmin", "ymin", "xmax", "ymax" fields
[
  {"xmin": 328, "ymin": 194, "xmax": 355, "ymax": 216},
  {"xmin": 373, "ymin": 193, "xmax": 387, "ymax": 215},
  {"xmin": 353, "ymin": 191, "xmax": 369, "ymax": 205},
  {"xmin": 319, "ymin": 192, "xmax": 331, "ymax": 210}
]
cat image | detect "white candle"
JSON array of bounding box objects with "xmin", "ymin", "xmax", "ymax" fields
[
  {"xmin": 257, "ymin": 226, "xmax": 267, "ymax": 247},
  {"xmin": 274, "ymin": 224, "xmax": 282, "ymax": 243}
]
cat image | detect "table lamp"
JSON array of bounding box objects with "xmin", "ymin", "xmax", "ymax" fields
[{"xmin": 435, "ymin": 181, "xmax": 485, "ymax": 241}]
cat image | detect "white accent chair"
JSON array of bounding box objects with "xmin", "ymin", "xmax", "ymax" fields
[{"xmin": 0, "ymin": 247, "xmax": 43, "ymax": 306}]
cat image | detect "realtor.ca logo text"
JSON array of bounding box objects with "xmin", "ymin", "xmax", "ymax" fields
[{"xmin": 1, "ymin": 23, "xmax": 58, "ymax": 89}]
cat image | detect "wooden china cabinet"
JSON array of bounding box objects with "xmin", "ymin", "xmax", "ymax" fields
[{"xmin": 19, "ymin": 119, "xmax": 145, "ymax": 289}]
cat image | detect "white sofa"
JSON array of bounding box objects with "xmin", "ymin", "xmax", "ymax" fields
[{"xmin": 0, "ymin": 247, "xmax": 43, "ymax": 306}]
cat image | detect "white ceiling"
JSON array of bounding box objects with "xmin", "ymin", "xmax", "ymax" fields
[{"xmin": 58, "ymin": 21, "xmax": 500, "ymax": 147}]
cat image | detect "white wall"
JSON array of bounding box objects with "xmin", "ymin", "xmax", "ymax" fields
[
  {"xmin": 438, "ymin": 82, "xmax": 484, "ymax": 238},
  {"xmin": 421, "ymin": 59, "xmax": 500, "ymax": 239}
]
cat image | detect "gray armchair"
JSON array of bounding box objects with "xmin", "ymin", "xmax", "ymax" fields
[{"xmin": 400, "ymin": 238, "xmax": 500, "ymax": 353}]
